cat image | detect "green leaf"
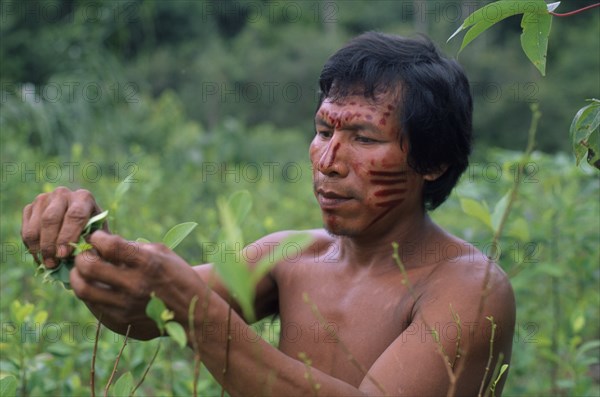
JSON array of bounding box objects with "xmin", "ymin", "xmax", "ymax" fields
[
  {"xmin": 570, "ymin": 99, "xmax": 600, "ymax": 168},
  {"xmin": 162, "ymin": 222, "xmax": 198, "ymax": 250},
  {"xmin": 136, "ymin": 237, "xmax": 150, "ymax": 243},
  {"xmin": 11, "ymin": 301, "xmax": 34, "ymax": 323},
  {"xmin": 0, "ymin": 375, "xmax": 17, "ymax": 397},
  {"xmin": 572, "ymin": 314, "xmax": 585, "ymax": 333},
  {"xmin": 490, "ymin": 364, "xmax": 509, "ymax": 395},
  {"xmin": 520, "ymin": 3, "xmax": 552, "ymax": 76},
  {"xmin": 491, "ymin": 191, "xmax": 511, "ymax": 232},
  {"xmin": 114, "ymin": 173, "xmax": 136, "ymax": 203},
  {"xmin": 460, "ymin": 198, "xmax": 493, "ymax": 230},
  {"xmin": 449, "ymin": 1, "xmax": 538, "ymax": 48},
  {"xmin": 227, "ymin": 190, "xmax": 253, "ymax": 225},
  {"xmin": 506, "ymin": 217, "xmax": 530, "ymax": 242},
  {"xmin": 160, "ymin": 309, "xmax": 175, "ymax": 322},
  {"xmin": 217, "ymin": 197, "xmax": 244, "ymax": 246},
  {"xmin": 83, "ymin": 210, "xmax": 109, "ymax": 235},
  {"xmin": 145, "ymin": 293, "xmax": 167, "ymax": 333},
  {"xmin": 165, "ymin": 321, "xmax": 188, "ymax": 348},
  {"xmin": 112, "ymin": 371, "xmax": 134, "ymax": 397}
]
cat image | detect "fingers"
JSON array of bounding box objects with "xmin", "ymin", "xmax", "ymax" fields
[
  {"xmin": 73, "ymin": 250, "xmax": 133, "ymax": 291},
  {"xmin": 55, "ymin": 189, "xmax": 98, "ymax": 258},
  {"xmin": 39, "ymin": 194, "xmax": 68, "ymax": 268},
  {"xmin": 87, "ymin": 231, "xmax": 144, "ymax": 268},
  {"xmin": 21, "ymin": 187, "xmax": 99, "ymax": 268}
]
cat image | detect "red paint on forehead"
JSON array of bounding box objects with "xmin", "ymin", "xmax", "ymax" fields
[{"xmin": 378, "ymin": 118, "xmax": 387, "ymax": 126}]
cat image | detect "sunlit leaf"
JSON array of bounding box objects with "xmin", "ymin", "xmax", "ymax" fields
[
  {"xmin": 83, "ymin": 210, "xmax": 109, "ymax": 235},
  {"xmin": 506, "ymin": 217, "xmax": 530, "ymax": 242},
  {"xmin": 449, "ymin": 1, "xmax": 543, "ymax": 48},
  {"xmin": 491, "ymin": 191, "xmax": 511, "ymax": 232},
  {"xmin": 227, "ymin": 190, "xmax": 252, "ymax": 225},
  {"xmin": 570, "ymin": 99, "xmax": 600, "ymax": 168},
  {"xmin": 162, "ymin": 222, "xmax": 198, "ymax": 250},
  {"xmin": 165, "ymin": 321, "xmax": 187, "ymax": 348},
  {"xmin": 112, "ymin": 371, "xmax": 134, "ymax": 397},
  {"xmin": 0, "ymin": 375, "xmax": 17, "ymax": 397},
  {"xmin": 460, "ymin": 197, "xmax": 493, "ymax": 230},
  {"xmin": 146, "ymin": 293, "xmax": 167, "ymax": 333},
  {"xmin": 520, "ymin": 4, "xmax": 552, "ymax": 76}
]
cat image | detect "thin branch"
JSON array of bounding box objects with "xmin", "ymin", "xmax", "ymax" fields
[
  {"xmin": 104, "ymin": 324, "xmax": 131, "ymax": 397},
  {"xmin": 220, "ymin": 301, "xmax": 233, "ymax": 397},
  {"xmin": 476, "ymin": 104, "xmax": 540, "ymax": 317},
  {"xmin": 298, "ymin": 352, "xmax": 321, "ymax": 396},
  {"xmin": 549, "ymin": 3, "xmax": 600, "ymax": 17},
  {"xmin": 90, "ymin": 317, "xmax": 102, "ymax": 397},
  {"xmin": 130, "ymin": 338, "xmax": 162, "ymax": 396},
  {"xmin": 477, "ymin": 317, "xmax": 497, "ymax": 397},
  {"xmin": 188, "ymin": 295, "xmax": 200, "ymax": 397}
]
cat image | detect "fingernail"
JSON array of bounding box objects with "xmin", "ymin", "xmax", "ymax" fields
[
  {"xmin": 57, "ymin": 245, "xmax": 68, "ymax": 258},
  {"xmin": 45, "ymin": 258, "xmax": 57, "ymax": 269}
]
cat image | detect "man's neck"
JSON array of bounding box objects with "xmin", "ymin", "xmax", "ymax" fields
[{"xmin": 334, "ymin": 212, "xmax": 445, "ymax": 274}]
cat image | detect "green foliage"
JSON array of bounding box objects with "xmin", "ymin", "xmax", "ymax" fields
[
  {"xmin": 2, "ymin": 2, "xmax": 599, "ymax": 395},
  {"xmin": 209, "ymin": 190, "xmax": 313, "ymax": 322},
  {"xmin": 37, "ymin": 210, "xmax": 108, "ymax": 289},
  {"xmin": 449, "ymin": 0, "xmax": 556, "ymax": 75},
  {"xmin": 0, "ymin": 376, "xmax": 17, "ymax": 397},
  {"xmin": 570, "ymin": 99, "xmax": 600, "ymax": 168}
]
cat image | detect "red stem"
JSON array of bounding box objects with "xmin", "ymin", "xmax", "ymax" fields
[{"xmin": 549, "ymin": 3, "xmax": 600, "ymax": 17}]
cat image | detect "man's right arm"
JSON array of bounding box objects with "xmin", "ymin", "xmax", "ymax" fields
[{"xmin": 21, "ymin": 187, "xmax": 280, "ymax": 329}]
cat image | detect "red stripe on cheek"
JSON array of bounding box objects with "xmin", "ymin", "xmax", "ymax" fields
[
  {"xmin": 369, "ymin": 171, "xmax": 408, "ymax": 177},
  {"xmin": 370, "ymin": 179, "xmax": 407, "ymax": 185},
  {"xmin": 376, "ymin": 199, "xmax": 405, "ymax": 207},
  {"xmin": 374, "ymin": 188, "xmax": 406, "ymax": 197}
]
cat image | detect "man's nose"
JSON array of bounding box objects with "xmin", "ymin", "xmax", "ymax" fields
[{"xmin": 317, "ymin": 139, "xmax": 348, "ymax": 177}]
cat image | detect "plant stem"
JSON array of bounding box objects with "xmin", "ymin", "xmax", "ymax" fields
[
  {"xmin": 104, "ymin": 324, "xmax": 131, "ymax": 397},
  {"xmin": 221, "ymin": 301, "xmax": 233, "ymax": 397},
  {"xmin": 477, "ymin": 317, "xmax": 497, "ymax": 397},
  {"xmin": 477, "ymin": 104, "xmax": 540, "ymax": 317},
  {"xmin": 90, "ymin": 317, "xmax": 102, "ymax": 397},
  {"xmin": 549, "ymin": 3, "xmax": 600, "ymax": 17},
  {"xmin": 130, "ymin": 339, "xmax": 162, "ymax": 396},
  {"xmin": 188, "ymin": 295, "xmax": 200, "ymax": 397}
]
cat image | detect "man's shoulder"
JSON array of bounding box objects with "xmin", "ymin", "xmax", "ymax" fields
[
  {"xmin": 417, "ymin": 235, "xmax": 515, "ymax": 330},
  {"xmin": 246, "ymin": 228, "xmax": 335, "ymax": 264}
]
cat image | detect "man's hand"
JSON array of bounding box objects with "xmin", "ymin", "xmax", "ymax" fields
[
  {"xmin": 71, "ymin": 231, "xmax": 204, "ymax": 340},
  {"xmin": 21, "ymin": 187, "xmax": 105, "ymax": 268}
]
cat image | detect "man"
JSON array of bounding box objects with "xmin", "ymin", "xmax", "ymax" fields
[{"xmin": 22, "ymin": 32, "xmax": 515, "ymax": 396}]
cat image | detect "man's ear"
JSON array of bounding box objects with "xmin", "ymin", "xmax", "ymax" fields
[{"xmin": 423, "ymin": 165, "xmax": 448, "ymax": 181}]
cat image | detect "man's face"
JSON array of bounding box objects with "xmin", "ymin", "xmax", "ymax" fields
[{"xmin": 310, "ymin": 94, "xmax": 425, "ymax": 236}]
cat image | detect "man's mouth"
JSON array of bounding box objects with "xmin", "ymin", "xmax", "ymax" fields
[{"xmin": 316, "ymin": 189, "xmax": 354, "ymax": 209}]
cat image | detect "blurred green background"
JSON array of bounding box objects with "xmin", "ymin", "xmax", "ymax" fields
[{"xmin": 1, "ymin": 1, "xmax": 599, "ymax": 396}]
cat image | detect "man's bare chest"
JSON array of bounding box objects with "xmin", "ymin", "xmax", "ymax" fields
[{"xmin": 273, "ymin": 261, "xmax": 423, "ymax": 385}]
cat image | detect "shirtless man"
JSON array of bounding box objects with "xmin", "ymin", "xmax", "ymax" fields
[{"xmin": 22, "ymin": 32, "xmax": 515, "ymax": 396}]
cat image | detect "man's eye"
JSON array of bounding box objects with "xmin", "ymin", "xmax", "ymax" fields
[
  {"xmin": 356, "ymin": 136, "xmax": 377, "ymax": 143},
  {"xmin": 316, "ymin": 130, "xmax": 332, "ymax": 138}
]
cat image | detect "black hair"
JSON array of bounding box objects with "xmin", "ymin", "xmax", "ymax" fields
[{"xmin": 317, "ymin": 32, "xmax": 472, "ymax": 210}]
